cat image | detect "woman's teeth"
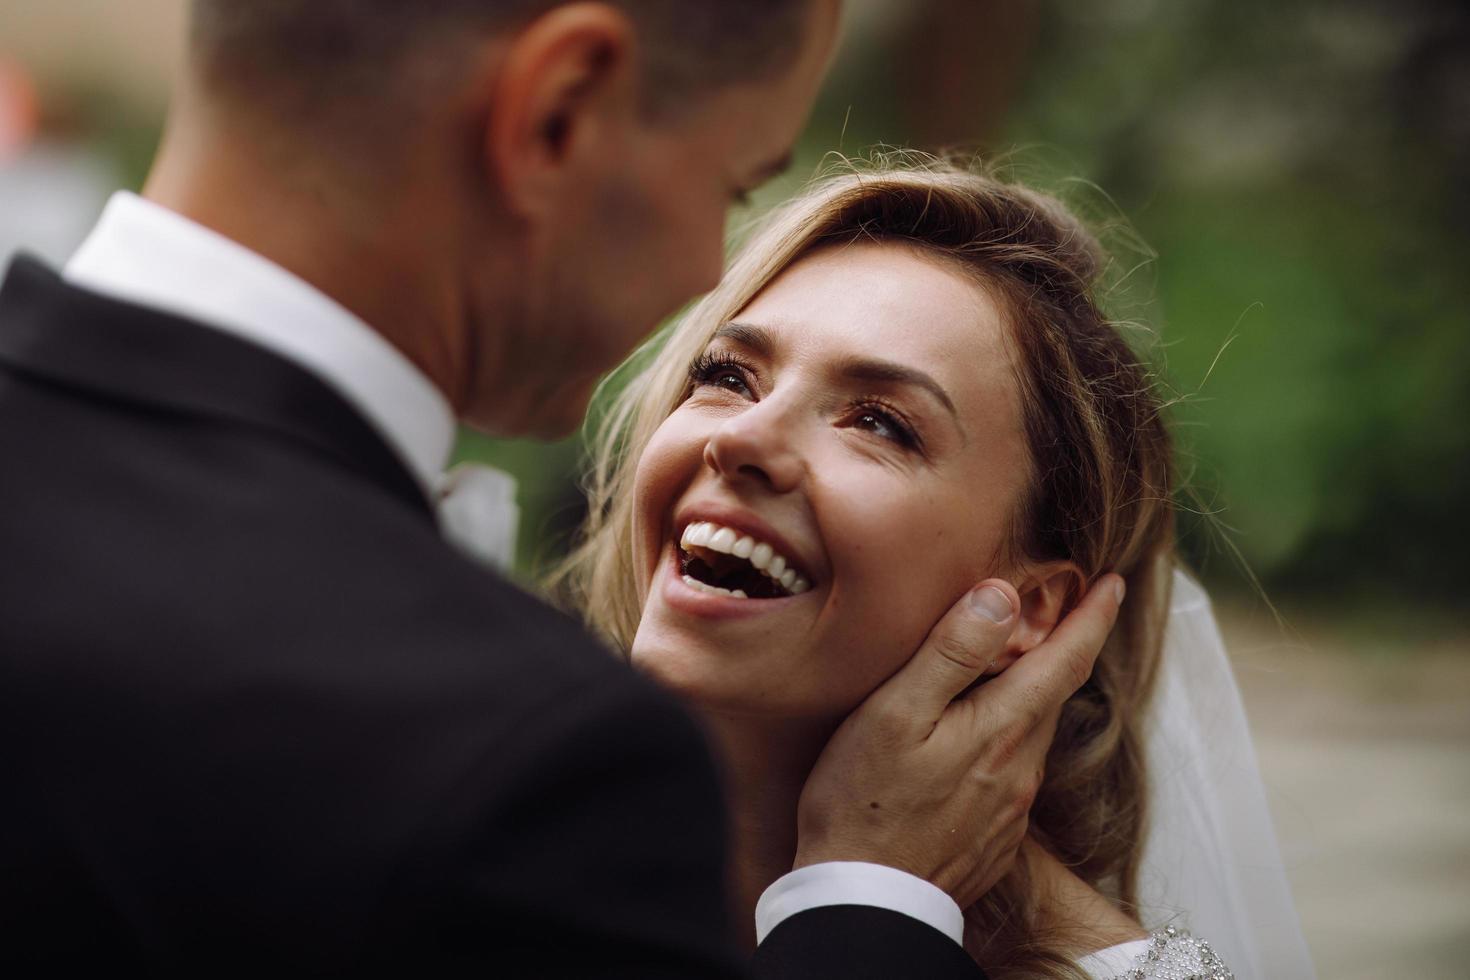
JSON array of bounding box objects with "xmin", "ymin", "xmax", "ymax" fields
[
  {"xmin": 680, "ymin": 575, "xmax": 748, "ymax": 599},
  {"xmin": 679, "ymin": 521, "xmax": 812, "ymax": 597}
]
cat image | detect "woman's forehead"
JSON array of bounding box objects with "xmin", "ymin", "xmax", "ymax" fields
[{"xmin": 729, "ymin": 242, "xmax": 1017, "ymax": 405}]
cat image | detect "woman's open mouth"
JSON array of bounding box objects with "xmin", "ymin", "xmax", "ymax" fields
[{"xmin": 676, "ymin": 521, "xmax": 813, "ymax": 599}]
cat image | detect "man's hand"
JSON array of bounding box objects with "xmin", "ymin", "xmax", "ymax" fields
[{"xmin": 793, "ymin": 574, "xmax": 1126, "ymax": 908}]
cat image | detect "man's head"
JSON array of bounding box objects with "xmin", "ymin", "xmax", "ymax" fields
[
  {"xmin": 190, "ymin": 1, "xmax": 817, "ymax": 119},
  {"xmin": 165, "ymin": 1, "xmax": 841, "ymax": 435}
]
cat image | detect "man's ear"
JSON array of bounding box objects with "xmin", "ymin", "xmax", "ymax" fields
[
  {"xmin": 987, "ymin": 561, "xmax": 1084, "ymax": 674},
  {"xmin": 480, "ymin": 3, "xmax": 636, "ymax": 220}
]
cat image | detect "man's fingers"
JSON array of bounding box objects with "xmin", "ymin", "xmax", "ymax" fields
[
  {"xmin": 868, "ymin": 579, "xmax": 1021, "ymax": 728},
  {"xmin": 978, "ymin": 573, "xmax": 1125, "ymax": 730}
]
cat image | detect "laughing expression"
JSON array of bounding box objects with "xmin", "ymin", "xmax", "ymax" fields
[{"xmin": 629, "ymin": 242, "xmax": 1034, "ymax": 723}]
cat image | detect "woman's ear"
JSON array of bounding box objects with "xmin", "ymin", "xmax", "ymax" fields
[{"xmin": 988, "ymin": 561, "xmax": 1084, "ymax": 673}]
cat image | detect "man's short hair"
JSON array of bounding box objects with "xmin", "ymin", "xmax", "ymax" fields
[{"xmin": 190, "ymin": 0, "xmax": 811, "ymax": 124}]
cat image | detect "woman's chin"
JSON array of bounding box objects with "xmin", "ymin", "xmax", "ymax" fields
[
  {"xmin": 630, "ymin": 626, "xmax": 865, "ymax": 729},
  {"xmin": 629, "ymin": 619, "xmax": 806, "ymax": 720},
  {"xmin": 631, "ymin": 616, "xmax": 763, "ymax": 705},
  {"xmin": 632, "ymin": 545, "xmax": 881, "ymax": 722}
]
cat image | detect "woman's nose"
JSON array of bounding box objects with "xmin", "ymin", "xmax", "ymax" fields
[{"xmin": 703, "ymin": 403, "xmax": 805, "ymax": 494}]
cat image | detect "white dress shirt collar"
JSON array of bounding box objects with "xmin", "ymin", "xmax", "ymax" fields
[{"xmin": 63, "ymin": 191, "xmax": 456, "ymax": 499}]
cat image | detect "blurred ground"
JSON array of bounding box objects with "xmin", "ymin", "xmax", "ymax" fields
[{"xmin": 1222, "ymin": 602, "xmax": 1470, "ymax": 979}]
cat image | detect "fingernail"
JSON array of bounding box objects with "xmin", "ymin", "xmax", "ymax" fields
[
  {"xmin": 970, "ymin": 586, "xmax": 1013, "ymax": 623},
  {"xmin": 1112, "ymin": 576, "xmax": 1127, "ymax": 604}
]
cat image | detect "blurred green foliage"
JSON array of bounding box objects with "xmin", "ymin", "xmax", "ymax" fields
[{"xmin": 994, "ymin": 0, "xmax": 1470, "ymax": 601}]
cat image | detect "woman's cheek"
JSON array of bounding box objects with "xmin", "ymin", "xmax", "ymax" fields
[
  {"xmin": 631, "ymin": 420, "xmax": 696, "ymax": 592},
  {"xmin": 825, "ymin": 552, "xmax": 945, "ymax": 700},
  {"xmin": 856, "ymin": 507, "xmax": 968, "ymax": 678}
]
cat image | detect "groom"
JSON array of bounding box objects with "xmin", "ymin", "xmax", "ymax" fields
[{"xmin": 0, "ymin": 1, "xmax": 1123, "ymax": 975}]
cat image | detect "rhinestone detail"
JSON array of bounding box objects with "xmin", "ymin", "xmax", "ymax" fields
[{"xmin": 1100, "ymin": 927, "xmax": 1235, "ymax": 980}]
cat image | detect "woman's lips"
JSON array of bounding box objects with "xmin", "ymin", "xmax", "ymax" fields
[
  {"xmin": 677, "ymin": 520, "xmax": 813, "ymax": 596},
  {"xmin": 657, "ymin": 541, "xmax": 813, "ymax": 621},
  {"xmin": 671, "ymin": 503, "xmax": 823, "ymax": 589}
]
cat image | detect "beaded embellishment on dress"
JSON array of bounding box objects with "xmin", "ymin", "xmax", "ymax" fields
[{"xmin": 1102, "ymin": 926, "xmax": 1235, "ymax": 980}]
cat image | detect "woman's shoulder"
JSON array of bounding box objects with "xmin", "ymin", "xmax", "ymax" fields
[{"xmin": 1075, "ymin": 926, "xmax": 1235, "ymax": 980}]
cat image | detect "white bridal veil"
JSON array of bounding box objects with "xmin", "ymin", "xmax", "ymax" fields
[{"xmin": 1136, "ymin": 569, "xmax": 1317, "ymax": 979}]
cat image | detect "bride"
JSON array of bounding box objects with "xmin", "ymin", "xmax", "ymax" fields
[{"xmin": 553, "ymin": 158, "xmax": 1311, "ymax": 979}]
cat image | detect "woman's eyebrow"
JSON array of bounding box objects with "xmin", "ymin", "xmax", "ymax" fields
[
  {"xmin": 713, "ymin": 321, "xmax": 776, "ymax": 356},
  {"xmin": 833, "ymin": 354, "xmax": 959, "ymax": 421},
  {"xmin": 714, "ymin": 321, "xmax": 961, "ymax": 426}
]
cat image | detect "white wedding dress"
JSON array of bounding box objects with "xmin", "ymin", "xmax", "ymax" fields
[
  {"xmin": 1077, "ymin": 926, "xmax": 1236, "ymax": 980},
  {"xmin": 1071, "ymin": 569, "xmax": 1316, "ymax": 980}
]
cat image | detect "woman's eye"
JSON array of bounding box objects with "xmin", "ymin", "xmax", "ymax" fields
[
  {"xmin": 709, "ymin": 370, "xmax": 749, "ymax": 393},
  {"xmin": 855, "ymin": 411, "xmax": 899, "ymax": 440},
  {"xmin": 850, "ymin": 405, "xmax": 920, "ymax": 450},
  {"xmin": 688, "ymin": 354, "xmax": 755, "ymax": 398}
]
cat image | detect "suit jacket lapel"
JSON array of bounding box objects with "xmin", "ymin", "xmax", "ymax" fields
[{"xmin": 0, "ymin": 255, "xmax": 434, "ymax": 521}]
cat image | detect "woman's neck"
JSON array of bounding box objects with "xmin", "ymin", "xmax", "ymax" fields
[{"xmin": 699, "ymin": 711, "xmax": 834, "ymax": 951}]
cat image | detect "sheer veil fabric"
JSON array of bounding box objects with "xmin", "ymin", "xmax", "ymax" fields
[{"xmin": 1135, "ymin": 569, "xmax": 1317, "ymax": 979}]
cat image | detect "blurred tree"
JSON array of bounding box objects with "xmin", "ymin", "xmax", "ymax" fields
[
  {"xmin": 891, "ymin": 0, "xmax": 1039, "ymax": 151},
  {"xmin": 1010, "ymin": 0, "xmax": 1470, "ymax": 601}
]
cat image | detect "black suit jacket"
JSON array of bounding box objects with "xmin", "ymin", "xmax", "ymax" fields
[{"xmin": 0, "ymin": 256, "xmax": 983, "ymax": 978}]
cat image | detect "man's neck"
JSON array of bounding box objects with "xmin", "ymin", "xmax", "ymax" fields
[{"xmin": 141, "ymin": 114, "xmax": 475, "ymax": 415}]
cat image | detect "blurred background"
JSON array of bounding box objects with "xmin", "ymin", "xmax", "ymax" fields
[{"xmin": 3, "ymin": 1, "xmax": 1466, "ymax": 975}]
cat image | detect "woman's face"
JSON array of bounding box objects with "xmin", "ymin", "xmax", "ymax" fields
[{"xmin": 629, "ymin": 242, "xmax": 1034, "ymax": 723}]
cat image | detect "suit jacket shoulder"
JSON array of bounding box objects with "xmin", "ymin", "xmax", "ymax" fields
[
  {"xmin": 0, "ymin": 257, "xmax": 740, "ymax": 975},
  {"xmin": 0, "ymin": 256, "xmax": 984, "ymax": 978}
]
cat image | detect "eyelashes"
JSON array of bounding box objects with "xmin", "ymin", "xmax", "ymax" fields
[
  {"xmin": 685, "ymin": 351, "xmax": 924, "ymax": 453},
  {"xmin": 688, "ymin": 351, "xmax": 753, "ymax": 395}
]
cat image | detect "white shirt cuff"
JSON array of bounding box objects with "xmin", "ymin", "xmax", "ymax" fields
[{"xmin": 754, "ymin": 861, "xmax": 965, "ymax": 946}]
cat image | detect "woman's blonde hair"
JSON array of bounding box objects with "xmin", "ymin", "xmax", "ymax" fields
[{"xmin": 551, "ymin": 154, "xmax": 1177, "ymax": 978}]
